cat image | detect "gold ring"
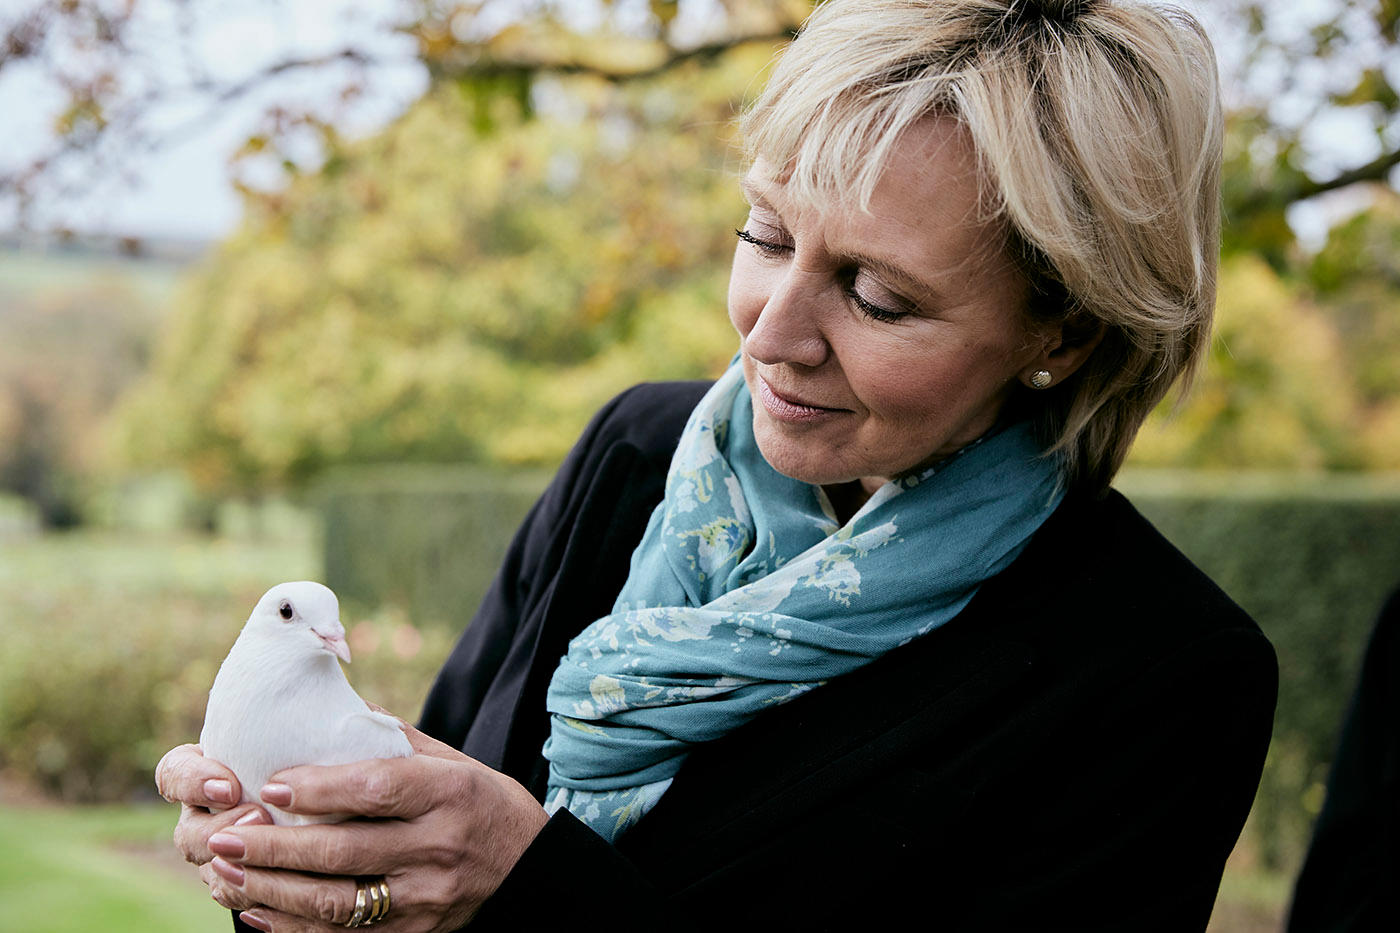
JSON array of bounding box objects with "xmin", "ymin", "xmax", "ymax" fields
[
  {"xmin": 345, "ymin": 877, "xmax": 391, "ymax": 928},
  {"xmin": 366, "ymin": 879, "xmax": 383, "ymax": 925},
  {"xmin": 346, "ymin": 883, "xmax": 368, "ymax": 927},
  {"xmin": 372, "ymin": 879, "xmax": 391, "ymax": 923}
]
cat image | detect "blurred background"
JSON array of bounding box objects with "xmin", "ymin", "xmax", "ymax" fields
[{"xmin": 1, "ymin": 0, "xmax": 1399, "ymax": 930}]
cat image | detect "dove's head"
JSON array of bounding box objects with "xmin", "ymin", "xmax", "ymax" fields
[{"xmin": 249, "ymin": 581, "xmax": 352, "ymax": 664}]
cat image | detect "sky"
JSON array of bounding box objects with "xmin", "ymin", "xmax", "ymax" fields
[
  {"xmin": 0, "ymin": 0, "xmax": 1391, "ymax": 246},
  {"xmin": 0, "ymin": 0, "xmax": 429, "ymax": 241}
]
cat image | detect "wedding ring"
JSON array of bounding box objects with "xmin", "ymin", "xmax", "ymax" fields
[
  {"xmin": 346, "ymin": 884, "xmax": 368, "ymax": 927},
  {"xmin": 372, "ymin": 879, "xmax": 392, "ymax": 922},
  {"xmin": 345, "ymin": 877, "xmax": 392, "ymax": 927}
]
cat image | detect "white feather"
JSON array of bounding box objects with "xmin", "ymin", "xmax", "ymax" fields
[{"xmin": 200, "ymin": 581, "xmax": 413, "ymax": 826}]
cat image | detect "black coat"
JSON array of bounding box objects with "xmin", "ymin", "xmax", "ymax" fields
[{"xmin": 418, "ymin": 381, "xmax": 1278, "ymax": 931}]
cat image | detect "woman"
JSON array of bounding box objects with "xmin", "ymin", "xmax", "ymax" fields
[{"xmin": 156, "ymin": 0, "xmax": 1277, "ymax": 929}]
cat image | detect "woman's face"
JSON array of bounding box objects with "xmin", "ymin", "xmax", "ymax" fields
[{"xmin": 728, "ymin": 116, "xmax": 1048, "ymax": 495}]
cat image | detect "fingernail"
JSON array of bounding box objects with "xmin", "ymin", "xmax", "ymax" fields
[
  {"xmin": 240, "ymin": 910, "xmax": 272, "ymax": 932},
  {"xmin": 260, "ymin": 783, "xmax": 292, "ymax": 807},
  {"xmin": 211, "ymin": 856, "xmax": 245, "ymax": 886},
  {"xmin": 208, "ymin": 832, "xmax": 246, "ymax": 860},
  {"xmin": 204, "ymin": 779, "xmax": 235, "ymax": 804},
  {"xmin": 234, "ymin": 810, "xmax": 267, "ymax": 826}
]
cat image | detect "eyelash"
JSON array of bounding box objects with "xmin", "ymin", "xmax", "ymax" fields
[
  {"xmin": 735, "ymin": 228, "xmax": 788, "ymax": 255},
  {"xmin": 734, "ymin": 227, "xmax": 908, "ymax": 324},
  {"xmin": 845, "ymin": 288, "xmax": 906, "ymax": 323}
]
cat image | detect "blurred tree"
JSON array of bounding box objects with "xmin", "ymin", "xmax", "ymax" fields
[
  {"xmin": 1306, "ymin": 192, "xmax": 1400, "ymax": 464},
  {"xmin": 1132, "ymin": 0, "xmax": 1400, "ymax": 470},
  {"xmin": 0, "ymin": 274, "xmax": 162, "ymax": 524},
  {"xmin": 1215, "ymin": 0, "xmax": 1400, "ymax": 261},
  {"xmin": 0, "ymin": 0, "xmax": 803, "ymax": 227},
  {"xmin": 5, "ymin": 0, "xmax": 1400, "ymax": 488},
  {"xmin": 4, "ymin": 1, "xmax": 1394, "ymax": 242},
  {"xmin": 1133, "ymin": 254, "xmax": 1367, "ymax": 469},
  {"xmin": 113, "ymin": 48, "xmax": 765, "ymax": 489}
]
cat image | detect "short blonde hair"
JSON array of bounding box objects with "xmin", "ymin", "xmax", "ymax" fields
[{"xmin": 742, "ymin": 0, "xmax": 1223, "ymax": 492}]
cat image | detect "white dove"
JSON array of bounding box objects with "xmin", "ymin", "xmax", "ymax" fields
[{"xmin": 199, "ymin": 581, "xmax": 413, "ymax": 826}]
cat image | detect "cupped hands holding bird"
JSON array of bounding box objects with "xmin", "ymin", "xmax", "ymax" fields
[
  {"xmin": 155, "ymin": 582, "xmax": 548, "ymax": 931},
  {"xmin": 157, "ymin": 725, "xmax": 546, "ymax": 931}
]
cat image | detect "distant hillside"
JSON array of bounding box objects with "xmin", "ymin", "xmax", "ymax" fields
[
  {"xmin": 0, "ymin": 235, "xmax": 206, "ymax": 310},
  {"xmin": 0, "ymin": 235, "xmax": 208, "ymax": 525}
]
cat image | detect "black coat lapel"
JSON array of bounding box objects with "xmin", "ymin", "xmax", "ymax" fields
[{"xmin": 618, "ymin": 614, "xmax": 1037, "ymax": 862}]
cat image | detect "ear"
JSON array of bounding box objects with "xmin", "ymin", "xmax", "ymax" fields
[{"xmin": 1019, "ymin": 317, "xmax": 1105, "ymax": 390}]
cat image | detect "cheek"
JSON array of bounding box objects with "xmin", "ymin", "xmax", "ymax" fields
[{"xmin": 727, "ymin": 250, "xmax": 765, "ymax": 338}]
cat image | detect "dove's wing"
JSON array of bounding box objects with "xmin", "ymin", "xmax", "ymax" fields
[
  {"xmin": 334, "ymin": 709, "xmax": 414, "ymax": 761},
  {"xmin": 258, "ymin": 710, "xmax": 412, "ymax": 826}
]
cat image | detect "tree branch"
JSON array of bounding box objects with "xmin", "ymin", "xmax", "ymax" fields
[
  {"xmin": 1294, "ymin": 146, "xmax": 1400, "ymax": 201},
  {"xmin": 188, "ymin": 48, "xmax": 376, "ymax": 106},
  {"xmin": 1235, "ymin": 146, "xmax": 1400, "ymax": 218},
  {"xmin": 427, "ymin": 28, "xmax": 800, "ymax": 84}
]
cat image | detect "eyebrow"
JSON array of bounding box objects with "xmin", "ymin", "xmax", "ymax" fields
[{"xmin": 739, "ymin": 174, "xmax": 948, "ymax": 308}]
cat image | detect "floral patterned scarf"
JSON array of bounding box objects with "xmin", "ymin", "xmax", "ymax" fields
[{"xmin": 542, "ymin": 361, "xmax": 1063, "ymax": 841}]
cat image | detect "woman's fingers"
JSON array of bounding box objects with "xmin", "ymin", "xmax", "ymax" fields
[
  {"xmin": 200, "ymin": 860, "xmax": 259, "ymax": 911},
  {"xmin": 155, "ymin": 743, "xmax": 242, "ymax": 808},
  {"xmin": 237, "ymin": 906, "xmax": 345, "ymax": 933},
  {"xmin": 210, "ymin": 859, "xmax": 361, "ymax": 927},
  {"xmin": 174, "ymin": 803, "xmax": 272, "ymax": 865},
  {"xmin": 211, "ymin": 819, "xmax": 409, "ymax": 876},
  {"xmin": 264, "ymin": 754, "xmax": 456, "ymax": 820}
]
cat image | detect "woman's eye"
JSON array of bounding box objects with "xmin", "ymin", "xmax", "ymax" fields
[
  {"xmin": 846, "ymin": 271, "xmax": 911, "ymax": 323},
  {"xmin": 847, "ymin": 288, "xmax": 907, "ymax": 323},
  {"xmin": 735, "ymin": 228, "xmax": 791, "ymax": 256}
]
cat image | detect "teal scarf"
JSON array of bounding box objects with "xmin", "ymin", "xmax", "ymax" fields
[{"xmin": 542, "ymin": 362, "xmax": 1063, "ymax": 841}]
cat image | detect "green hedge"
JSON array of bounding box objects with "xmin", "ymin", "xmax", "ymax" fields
[
  {"xmin": 320, "ymin": 466, "xmax": 1400, "ymax": 875},
  {"xmin": 1117, "ymin": 469, "xmax": 1400, "ymax": 872},
  {"xmin": 319, "ymin": 466, "xmax": 553, "ymax": 629}
]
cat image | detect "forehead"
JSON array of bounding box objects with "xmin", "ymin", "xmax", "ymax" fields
[
  {"xmin": 744, "ymin": 117, "xmax": 1013, "ymax": 296},
  {"xmin": 748, "ymin": 114, "xmax": 981, "ymax": 206}
]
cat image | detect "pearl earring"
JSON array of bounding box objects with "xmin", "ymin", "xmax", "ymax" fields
[{"xmin": 1029, "ymin": 370, "xmax": 1053, "ymax": 389}]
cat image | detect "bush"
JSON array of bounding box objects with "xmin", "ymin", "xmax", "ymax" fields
[{"xmin": 319, "ymin": 465, "xmax": 551, "ymax": 629}]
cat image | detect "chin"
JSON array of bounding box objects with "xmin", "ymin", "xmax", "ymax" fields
[{"xmin": 751, "ymin": 427, "xmax": 855, "ymax": 487}]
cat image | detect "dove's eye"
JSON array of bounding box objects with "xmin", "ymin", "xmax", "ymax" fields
[{"xmin": 278, "ymin": 600, "xmax": 295, "ymax": 621}]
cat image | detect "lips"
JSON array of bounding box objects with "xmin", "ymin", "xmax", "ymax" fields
[{"xmin": 755, "ymin": 375, "xmax": 845, "ymax": 424}]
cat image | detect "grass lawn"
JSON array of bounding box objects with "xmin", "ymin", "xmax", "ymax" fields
[{"xmin": 0, "ymin": 798, "xmax": 231, "ymax": 932}]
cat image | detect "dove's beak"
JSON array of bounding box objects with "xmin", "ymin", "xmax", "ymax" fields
[{"xmin": 313, "ymin": 621, "xmax": 352, "ymax": 663}]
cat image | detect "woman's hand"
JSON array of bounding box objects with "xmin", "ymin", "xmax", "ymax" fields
[
  {"xmin": 200, "ymin": 722, "xmax": 549, "ymax": 933},
  {"xmin": 154, "ymin": 743, "xmax": 273, "ymax": 911}
]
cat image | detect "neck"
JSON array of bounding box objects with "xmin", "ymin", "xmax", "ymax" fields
[
  {"xmin": 224, "ymin": 631, "xmax": 343, "ymax": 691},
  {"xmin": 822, "ymin": 480, "xmax": 877, "ymax": 525}
]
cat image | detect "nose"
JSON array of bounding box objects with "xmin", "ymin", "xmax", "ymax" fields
[{"xmin": 743, "ymin": 266, "xmax": 831, "ymax": 369}]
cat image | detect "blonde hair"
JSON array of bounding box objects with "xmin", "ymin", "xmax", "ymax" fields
[{"xmin": 741, "ymin": 0, "xmax": 1223, "ymax": 492}]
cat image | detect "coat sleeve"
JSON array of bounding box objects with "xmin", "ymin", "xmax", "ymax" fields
[{"xmin": 470, "ymin": 809, "xmax": 667, "ymax": 926}]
